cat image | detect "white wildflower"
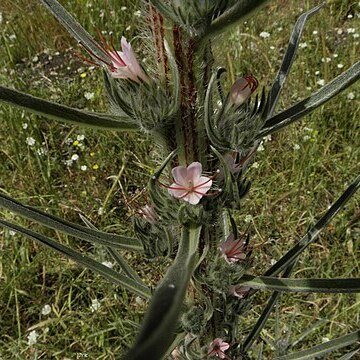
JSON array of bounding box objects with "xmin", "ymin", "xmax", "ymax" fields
[
  {"xmin": 257, "ymin": 143, "xmax": 265, "ymax": 152},
  {"xmin": 41, "ymin": 304, "xmax": 51, "ymax": 316},
  {"xmin": 90, "ymin": 298, "xmax": 101, "ymax": 312},
  {"xmin": 26, "ymin": 137, "xmax": 36, "ymax": 146},
  {"xmin": 299, "ymin": 42, "xmax": 308, "ymax": 48},
  {"xmin": 77, "ymin": 134, "xmax": 85, "ymax": 141},
  {"xmin": 293, "ymin": 144, "xmax": 300, "ymax": 151},
  {"xmin": 347, "ymin": 92, "xmax": 355, "ymax": 100},
  {"xmin": 101, "ymin": 261, "xmax": 114, "ymax": 269},
  {"xmin": 22, "ymin": 123, "xmax": 28, "ymax": 129},
  {"xmin": 347, "ymin": 28, "xmax": 356, "ymax": 33},
  {"xmin": 71, "ymin": 154, "xmax": 79, "ymax": 161},
  {"xmin": 312, "ymin": 30, "xmax": 318, "ymax": 35},
  {"xmin": 134, "ymin": 10, "xmax": 141, "ymax": 17},
  {"xmin": 9, "ymin": 230, "xmax": 16, "ymax": 236},
  {"xmin": 80, "ymin": 165, "xmax": 88, "ymax": 171},
  {"xmin": 259, "ymin": 31, "xmax": 270, "ymax": 38},
  {"xmin": 244, "ymin": 215, "xmax": 253, "ymax": 223},
  {"xmin": 337, "ymin": 63, "xmax": 344, "ymax": 68},
  {"xmin": 27, "ymin": 330, "xmax": 39, "ymax": 345},
  {"xmin": 84, "ymin": 92, "xmax": 95, "ymax": 100},
  {"xmin": 317, "ymin": 79, "xmax": 325, "ymax": 86},
  {"xmin": 251, "ymin": 162, "xmax": 260, "ymax": 169}
]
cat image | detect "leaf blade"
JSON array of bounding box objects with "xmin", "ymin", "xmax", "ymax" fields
[
  {"xmin": 125, "ymin": 225, "xmax": 202, "ymax": 360},
  {"xmin": 257, "ymin": 61, "xmax": 360, "ymax": 138},
  {"xmin": 0, "ymin": 86, "xmax": 138, "ymax": 130},
  {"xmin": 275, "ymin": 330, "xmax": 360, "ymax": 360},
  {"xmin": 0, "ymin": 219, "xmax": 151, "ymax": 299},
  {"xmin": 239, "ymin": 275, "xmax": 360, "ymax": 293},
  {"xmin": 0, "ymin": 192, "xmax": 143, "ymax": 251}
]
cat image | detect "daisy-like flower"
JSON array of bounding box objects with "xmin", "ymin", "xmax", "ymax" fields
[
  {"xmin": 230, "ymin": 75, "xmax": 258, "ymax": 106},
  {"xmin": 220, "ymin": 233, "xmax": 247, "ymax": 264},
  {"xmin": 81, "ymin": 34, "xmax": 148, "ymax": 83},
  {"xmin": 207, "ymin": 338, "xmax": 230, "ymax": 359},
  {"xmin": 167, "ymin": 162, "xmax": 213, "ymax": 205}
]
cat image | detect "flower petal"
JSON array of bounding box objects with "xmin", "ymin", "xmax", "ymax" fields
[
  {"xmin": 185, "ymin": 192, "xmax": 203, "ymax": 205},
  {"xmin": 167, "ymin": 183, "xmax": 188, "ymax": 199},
  {"xmin": 194, "ymin": 176, "xmax": 212, "ymax": 194},
  {"xmin": 171, "ymin": 166, "xmax": 188, "ymax": 186},
  {"xmin": 187, "ymin": 162, "xmax": 202, "ymax": 183}
]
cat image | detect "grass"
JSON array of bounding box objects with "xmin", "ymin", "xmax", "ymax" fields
[{"xmin": 0, "ymin": 0, "xmax": 359, "ymax": 358}]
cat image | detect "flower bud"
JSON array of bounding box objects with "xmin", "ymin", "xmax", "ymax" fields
[{"xmin": 230, "ymin": 75, "xmax": 258, "ymax": 106}]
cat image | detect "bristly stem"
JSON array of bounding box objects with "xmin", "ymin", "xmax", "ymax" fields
[{"xmin": 148, "ymin": 4, "xmax": 169, "ymax": 90}]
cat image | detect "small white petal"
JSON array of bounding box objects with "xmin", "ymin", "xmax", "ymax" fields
[{"xmin": 41, "ymin": 304, "xmax": 51, "ymax": 316}]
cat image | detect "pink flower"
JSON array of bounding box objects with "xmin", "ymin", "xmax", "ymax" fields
[
  {"xmin": 139, "ymin": 205, "xmax": 158, "ymax": 223},
  {"xmin": 167, "ymin": 162, "xmax": 212, "ymax": 205},
  {"xmin": 220, "ymin": 233, "xmax": 247, "ymax": 264},
  {"xmin": 229, "ymin": 285, "xmax": 251, "ymax": 299},
  {"xmin": 81, "ymin": 35, "xmax": 148, "ymax": 83},
  {"xmin": 230, "ymin": 75, "xmax": 258, "ymax": 106},
  {"xmin": 108, "ymin": 37, "xmax": 149, "ymax": 83},
  {"xmin": 208, "ymin": 338, "xmax": 230, "ymax": 359}
]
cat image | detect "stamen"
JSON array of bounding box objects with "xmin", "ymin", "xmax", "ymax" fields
[{"xmin": 110, "ymin": 33, "xmax": 126, "ymax": 66}]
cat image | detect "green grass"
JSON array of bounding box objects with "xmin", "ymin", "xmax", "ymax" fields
[{"xmin": 0, "ymin": 0, "xmax": 359, "ymax": 359}]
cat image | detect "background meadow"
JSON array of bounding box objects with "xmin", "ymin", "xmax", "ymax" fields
[{"xmin": 0, "ymin": 0, "xmax": 359, "ymax": 358}]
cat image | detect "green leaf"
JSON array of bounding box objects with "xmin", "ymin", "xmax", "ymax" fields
[
  {"xmin": 0, "ymin": 219, "xmax": 151, "ymax": 299},
  {"xmin": 264, "ymin": 175, "xmax": 360, "ymax": 277},
  {"xmin": 204, "ymin": 0, "xmax": 269, "ymax": 40},
  {"xmin": 79, "ymin": 214, "xmax": 144, "ymax": 284},
  {"xmin": 239, "ymin": 274, "xmax": 360, "ymax": 293},
  {"xmin": 0, "ymin": 192, "xmax": 143, "ymax": 251},
  {"xmin": 242, "ymin": 264, "xmax": 295, "ymax": 352},
  {"xmin": 39, "ymin": 0, "xmax": 108, "ymax": 63},
  {"xmin": 257, "ymin": 61, "xmax": 360, "ymax": 139},
  {"xmin": 264, "ymin": 3, "xmax": 324, "ymax": 119},
  {"xmin": 339, "ymin": 347, "xmax": 360, "ymax": 360},
  {"xmin": 0, "ymin": 86, "xmax": 138, "ymax": 130},
  {"xmin": 204, "ymin": 68, "xmax": 230, "ymax": 150},
  {"xmin": 125, "ymin": 225, "xmax": 201, "ymax": 360},
  {"xmin": 275, "ymin": 330, "xmax": 360, "ymax": 360}
]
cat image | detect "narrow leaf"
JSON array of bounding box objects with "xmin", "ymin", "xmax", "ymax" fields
[
  {"xmin": 257, "ymin": 61, "xmax": 360, "ymax": 139},
  {"xmin": 264, "ymin": 175, "xmax": 360, "ymax": 277},
  {"xmin": 239, "ymin": 275, "xmax": 360, "ymax": 293},
  {"xmin": 265, "ymin": 3, "xmax": 324, "ymax": 119},
  {"xmin": 79, "ymin": 214, "xmax": 144, "ymax": 284},
  {"xmin": 242, "ymin": 263, "xmax": 295, "ymax": 352},
  {"xmin": 125, "ymin": 225, "xmax": 202, "ymax": 360},
  {"xmin": 0, "ymin": 219, "xmax": 151, "ymax": 299},
  {"xmin": 339, "ymin": 347, "xmax": 360, "ymax": 360},
  {"xmin": 0, "ymin": 192, "xmax": 143, "ymax": 251},
  {"xmin": 205, "ymin": 0, "xmax": 269, "ymax": 40},
  {"xmin": 0, "ymin": 86, "xmax": 138, "ymax": 130},
  {"xmin": 39, "ymin": 0, "xmax": 108, "ymax": 62},
  {"xmin": 275, "ymin": 330, "xmax": 360, "ymax": 360}
]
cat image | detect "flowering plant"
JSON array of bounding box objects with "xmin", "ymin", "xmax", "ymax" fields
[{"xmin": 0, "ymin": 0, "xmax": 360, "ymax": 359}]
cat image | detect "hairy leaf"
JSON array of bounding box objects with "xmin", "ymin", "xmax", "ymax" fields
[
  {"xmin": 0, "ymin": 192, "xmax": 143, "ymax": 251},
  {"xmin": 0, "ymin": 219, "xmax": 151, "ymax": 299},
  {"xmin": 0, "ymin": 86, "xmax": 138, "ymax": 130}
]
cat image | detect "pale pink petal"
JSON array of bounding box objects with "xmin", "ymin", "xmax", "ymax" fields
[
  {"xmin": 230, "ymin": 78, "xmax": 252, "ymax": 106},
  {"xmin": 120, "ymin": 37, "xmax": 148, "ymax": 83},
  {"xmin": 171, "ymin": 166, "xmax": 188, "ymax": 186},
  {"xmin": 194, "ymin": 176, "xmax": 212, "ymax": 194},
  {"xmin": 168, "ymin": 183, "xmax": 188, "ymax": 199},
  {"xmin": 185, "ymin": 192, "xmax": 203, "ymax": 205},
  {"xmin": 186, "ymin": 162, "xmax": 202, "ymax": 183}
]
